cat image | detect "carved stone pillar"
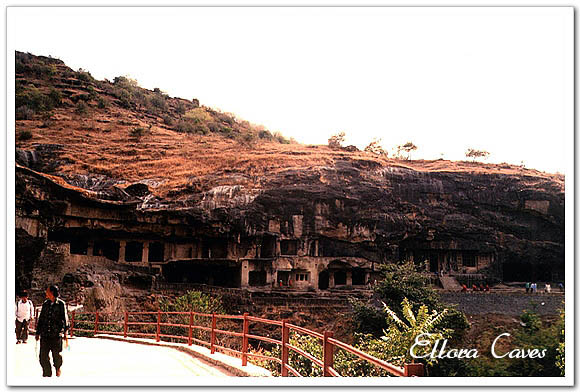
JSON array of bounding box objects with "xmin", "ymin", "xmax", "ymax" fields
[
  {"xmin": 142, "ymin": 242, "xmax": 149, "ymax": 265},
  {"xmin": 241, "ymin": 260, "xmax": 249, "ymax": 287},
  {"xmin": 346, "ymin": 270, "xmax": 353, "ymax": 286},
  {"xmin": 119, "ymin": 240, "xmax": 126, "ymax": 263}
]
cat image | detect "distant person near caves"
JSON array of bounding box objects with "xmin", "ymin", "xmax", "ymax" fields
[
  {"xmin": 15, "ymin": 290, "xmax": 34, "ymax": 344},
  {"xmin": 525, "ymin": 282, "xmax": 530, "ymax": 293},
  {"xmin": 35, "ymin": 285, "xmax": 69, "ymax": 377}
]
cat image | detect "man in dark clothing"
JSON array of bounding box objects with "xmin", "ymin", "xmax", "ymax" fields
[{"xmin": 35, "ymin": 285, "xmax": 68, "ymax": 377}]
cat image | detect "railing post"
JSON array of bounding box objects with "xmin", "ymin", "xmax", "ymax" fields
[
  {"xmin": 404, "ymin": 363, "xmax": 424, "ymax": 377},
  {"xmin": 281, "ymin": 320, "xmax": 289, "ymax": 377},
  {"xmin": 124, "ymin": 311, "xmax": 128, "ymax": 338},
  {"xmin": 242, "ymin": 312, "xmax": 249, "ymax": 366},
  {"xmin": 323, "ymin": 331, "xmax": 334, "ymax": 377},
  {"xmin": 188, "ymin": 311, "xmax": 193, "ymax": 346},
  {"xmin": 156, "ymin": 310, "xmax": 161, "ymax": 342},
  {"xmin": 70, "ymin": 311, "xmax": 75, "ymax": 337},
  {"xmin": 210, "ymin": 313, "xmax": 216, "ymax": 354},
  {"xmin": 94, "ymin": 311, "xmax": 99, "ymax": 336}
]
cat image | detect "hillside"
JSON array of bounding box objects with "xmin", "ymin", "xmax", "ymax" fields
[{"xmin": 14, "ymin": 51, "xmax": 563, "ymax": 202}]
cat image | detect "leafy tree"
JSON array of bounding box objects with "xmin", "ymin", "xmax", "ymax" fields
[
  {"xmin": 364, "ymin": 138, "xmax": 387, "ymax": 155},
  {"xmin": 328, "ymin": 131, "xmax": 346, "ymax": 150},
  {"xmin": 465, "ymin": 148, "xmax": 490, "ymax": 161}
]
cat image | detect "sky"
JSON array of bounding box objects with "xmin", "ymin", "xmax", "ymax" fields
[{"xmin": 8, "ymin": 6, "xmax": 573, "ymax": 174}]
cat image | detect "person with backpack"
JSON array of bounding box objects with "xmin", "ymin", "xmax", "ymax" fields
[
  {"xmin": 15, "ymin": 290, "xmax": 34, "ymax": 344},
  {"xmin": 35, "ymin": 285, "xmax": 69, "ymax": 377}
]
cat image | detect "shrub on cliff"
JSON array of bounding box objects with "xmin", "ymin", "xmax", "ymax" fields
[
  {"xmin": 15, "ymin": 87, "xmax": 54, "ymax": 113},
  {"xmin": 328, "ymin": 131, "xmax": 346, "ymax": 149},
  {"xmin": 393, "ymin": 142, "xmax": 418, "ymax": 160},
  {"xmin": 364, "ymin": 138, "xmax": 387, "ymax": 155},
  {"xmin": 75, "ymin": 101, "xmax": 89, "ymax": 117},
  {"xmin": 18, "ymin": 130, "xmax": 33, "ymax": 141},
  {"xmin": 465, "ymin": 148, "xmax": 490, "ymax": 162}
]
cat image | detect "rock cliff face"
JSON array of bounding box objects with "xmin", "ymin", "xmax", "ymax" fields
[
  {"xmin": 16, "ymin": 153, "xmax": 564, "ymax": 302},
  {"xmin": 13, "ymin": 51, "xmax": 565, "ymax": 308}
]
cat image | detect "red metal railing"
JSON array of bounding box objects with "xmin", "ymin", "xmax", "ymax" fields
[{"xmin": 67, "ymin": 309, "xmax": 423, "ymax": 377}]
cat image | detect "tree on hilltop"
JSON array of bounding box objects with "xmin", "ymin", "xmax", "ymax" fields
[
  {"xmin": 465, "ymin": 148, "xmax": 490, "ymax": 162},
  {"xmin": 364, "ymin": 138, "xmax": 387, "ymax": 156},
  {"xmin": 394, "ymin": 142, "xmax": 418, "ymax": 160},
  {"xmin": 328, "ymin": 131, "xmax": 346, "ymax": 150}
]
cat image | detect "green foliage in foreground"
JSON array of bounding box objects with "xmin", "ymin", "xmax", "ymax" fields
[
  {"xmin": 157, "ymin": 291, "xmax": 225, "ymax": 343},
  {"xmin": 352, "ymin": 261, "xmax": 469, "ymax": 340},
  {"xmin": 251, "ymin": 298, "xmax": 452, "ymax": 377},
  {"xmin": 467, "ymin": 309, "xmax": 564, "ymax": 377}
]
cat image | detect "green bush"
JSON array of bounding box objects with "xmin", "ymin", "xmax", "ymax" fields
[
  {"xmin": 467, "ymin": 309, "xmax": 564, "ymax": 377},
  {"xmin": 175, "ymin": 119, "xmax": 208, "ymax": 135},
  {"xmin": 175, "ymin": 101, "xmax": 186, "ymax": 115},
  {"xmin": 75, "ymin": 101, "xmax": 89, "ymax": 116},
  {"xmin": 48, "ymin": 89, "xmax": 62, "ymax": 108},
  {"xmin": 15, "ymin": 106, "xmax": 35, "ymax": 120},
  {"xmin": 116, "ymin": 89, "xmax": 133, "ymax": 109},
  {"xmin": 18, "ymin": 130, "xmax": 33, "ymax": 141},
  {"xmin": 76, "ymin": 69, "xmax": 95, "ymax": 83},
  {"xmin": 257, "ymin": 130, "xmax": 273, "ymax": 140},
  {"xmin": 162, "ymin": 114, "xmax": 174, "ymax": 126},
  {"xmin": 157, "ymin": 291, "xmax": 225, "ymax": 343},
  {"xmin": 15, "ymin": 87, "xmax": 53, "ymax": 112},
  {"xmin": 149, "ymin": 94, "xmax": 168, "ymax": 111},
  {"xmin": 130, "ymin": 127, "xmax": 146, "ymax": 138},
  {"xmin": 97, "ymin": 97, "xmax": 109, "ymax": 109}
]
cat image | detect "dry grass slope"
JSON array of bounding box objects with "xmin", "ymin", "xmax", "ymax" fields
[{"xmin": 14, "ymin": 51, "xmax": 564, "ymax": 199}]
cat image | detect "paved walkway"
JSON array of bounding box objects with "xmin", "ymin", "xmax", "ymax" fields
[{"xmin": 9, "ymin": 336, "xmax": 233, "ymax": 385}]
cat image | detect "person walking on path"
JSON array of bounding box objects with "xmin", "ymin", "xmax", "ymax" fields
[
  {"xmin": 525, "ymin": 282, "xmax": 530, "ymax": 293},
  {"xmin": 35, "ymin": 285, "xmax": 69, "ymax": 377},
  {"xmin": 15, "ymin": 290, "xmax": 34, "ymax": 344}
]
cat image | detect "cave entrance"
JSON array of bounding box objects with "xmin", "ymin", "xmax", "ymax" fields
[
  {"xmin": 429, "ymin": 253, "xmax": 439, "ymax": 272},
  {"xmin": 93, "ymin": 240, "xmax": 119, "ymax": 261},
  {"xmin": 260, "ymin": 235, "xmax": 276, "ymax": 258},
  {"xmin": 352, "ymin": 268, "xmax": 366, "ymax": 286},
  {"xmin": 249, "ymin": 270, "xmax": 267, "ymax": 286},
  {"xmin": 318, "ymin": 270, "xmax": 329, "ymax": 290},
  {"xmin": 162, "ymin": 260, "xmax": 240, "ymax": 287},
  {"xmin": 280, "ymin": 240, "xmax": 298, "ymax": 256},
  {"xmin": 535, "ymin": 264, "xmax": 552, "ymax": 282},
  {"xmin": 202, "ymin": 239, "xmax": 228, "ymax": 259},
  {"xmin": 125, "ymin": 241, "xmax": 143, "ymax": 262},
  {"xmin": 502, "ymin": 262, "xmax": 532, "ymax": 282},
  {"xmin": 148, "ymin": 242, "xmax": 164, "ymax": 263},
  {"xmin": 70, "ymin": 238, "xmax": 88, "ymax": 255},
  {"xmin": 334, "ymin": 270, "xmax": 347, "ymax": 286}
]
